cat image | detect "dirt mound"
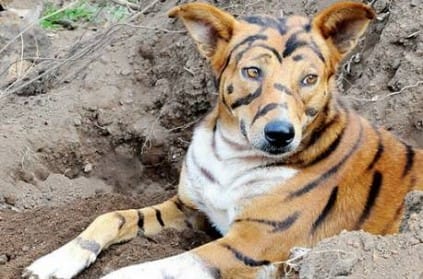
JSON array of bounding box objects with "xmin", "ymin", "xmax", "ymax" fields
[
  {"xmin": 298, "ymin": 191, "xmax": 423, "ymax": 279},
  {"xmin": 0, "ymin": 0, "xmax": 422, "ymax": 278}
]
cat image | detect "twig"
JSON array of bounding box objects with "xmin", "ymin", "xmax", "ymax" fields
[
  {"xmin": 111, "ymin": 0, "xmax": 141, "ymax": 11},
  {"xmin": 368, "ymin": 0, "xmax": 378, "ymax": 7},
  {"xmin": 122, "ymin": 23, "xmax": 186, "ymax": 33},
  {"xmin": 346, "ymin": 80, "xmax": 423, "ymax": 102},
  {"xmin": 127, "ymin": 0, "xmax": 160, "ymax": 20},
  {"xmin": 382, "ymin": 80, "xmax": 423, "ymax": 98},
  {"xmin": 19, "ymin": 33, "xmax": 24, "ymax": 77},
  {"xmin": 167, "ymin": 119, "xmax": 198, "ymax": 132},
  {"xmin": 183, "ymin": 66, "xmax": 195, "ymax": 76},
  {"xmin": 406, "ymin": 30, "xmax": 421, "ymax": 39},
  {"xmin": 224, "ymin": 0, "xmax": 264, "ymax": 10}
]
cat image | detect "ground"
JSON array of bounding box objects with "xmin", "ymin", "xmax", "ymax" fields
[{"xmin": 0, "ymin": 0, "xmax": 422, "ymax": 278}]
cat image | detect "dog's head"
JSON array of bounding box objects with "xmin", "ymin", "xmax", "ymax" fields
[{"xmin": 169, "ymin": 2, "xmax": 374, "ymax": 156}]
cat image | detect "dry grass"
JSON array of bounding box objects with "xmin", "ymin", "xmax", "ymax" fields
[{"xmin": 0, "ymin": 0, "xmax": 162, "ymax": 99}]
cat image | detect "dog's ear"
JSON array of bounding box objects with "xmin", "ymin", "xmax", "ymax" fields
[
  {"xmin": 313, "ymin": 2, "xmax": 375, "ymax": 61},
  {"xmin": 169, "ymin": 3, "xmax": 236, "ymax": 72}
]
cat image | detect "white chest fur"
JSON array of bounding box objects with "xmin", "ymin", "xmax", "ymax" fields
[{"xmin": 183, "ymin": 123, "xmax": 298, "ymax": 234}]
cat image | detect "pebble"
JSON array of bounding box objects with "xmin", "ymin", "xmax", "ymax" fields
[
  {"xmin": 73, "ymin": 118, "xmax": 82, "ymax": 126},
  {"xmin": 4, "ymin": 194, "xmax": 17, "ymax": 206},
  {"xmin": 0, "ymin": 254, "xmax": 8, "ymax": 265},
  {"xmin": 84, "ymin": 163, "xmax": 93, "ymax": 173}
]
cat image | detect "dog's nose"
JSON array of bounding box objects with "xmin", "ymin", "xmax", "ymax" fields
[{"xmin": 264, "ymin": 120, "xmax": 295, "ymax": 147}]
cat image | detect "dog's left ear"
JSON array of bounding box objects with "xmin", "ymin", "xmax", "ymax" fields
[
  {"xmin": 313, "ymin": 2, "xmax": 375, "ymax": 61},
  {"xmin": 168, "ymin": 3, "xmax": 237, "ymax": 72}
]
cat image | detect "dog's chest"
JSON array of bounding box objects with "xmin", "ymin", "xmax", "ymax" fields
[{"xmin": 184, "ymin": 127, "xmax": 298, "ymax": 234}]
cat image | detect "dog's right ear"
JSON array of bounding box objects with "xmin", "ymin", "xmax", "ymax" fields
[{"xmin": 168, "ymin": 3, "xmax": 237, "ymax": 72}]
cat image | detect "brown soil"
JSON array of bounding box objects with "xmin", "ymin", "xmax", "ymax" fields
[{"xmin": 0, "ymin": 0, "xmax": 422, "ymax": 278}]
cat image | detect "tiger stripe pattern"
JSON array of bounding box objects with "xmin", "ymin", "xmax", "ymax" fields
[{"xmin": 23, "ymin": 2, "xmax": 423, "ymax": 279}]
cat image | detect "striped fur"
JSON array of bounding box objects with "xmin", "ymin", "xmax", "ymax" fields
[{"xmin": 23, "ymin": 2, "xmax": 423, "ymax": 279}]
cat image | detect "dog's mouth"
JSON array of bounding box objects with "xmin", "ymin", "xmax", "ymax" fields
[
  {"xmin": 245, "ymin": 119, "xmax": 301, "ymax": 156},
  {"xmin": 251, "ymin": 140, "xmax": 299, "ymax": 156}
]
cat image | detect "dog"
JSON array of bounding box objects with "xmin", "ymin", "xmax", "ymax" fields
[{"xmin": 23, "ymin": 2, "xmax": 423, "ymax": 278}]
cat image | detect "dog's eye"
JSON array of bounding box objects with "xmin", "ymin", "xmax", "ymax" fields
[
  {"xmin": 301, "ymin": 74, "xmax": 318, "ymax": 86},
  {"xmin": 242, "ymin": 67, "xmax": 262, "ymax": 80}
]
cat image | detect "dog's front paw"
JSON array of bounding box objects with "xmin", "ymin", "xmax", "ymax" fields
[
  {"xmin": 22, "ymin": 238, "xmax": 100, "ymax": 279},
  {"xmin": 101, "ymin": 253, "xmax": 216, "ymax": 279}
]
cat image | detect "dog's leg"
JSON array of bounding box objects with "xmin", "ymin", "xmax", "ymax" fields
[
  {"xmin": 22, "ymin": 195, "xmax": 205, "ymax": 279},
  {"xmin": 100, "ymin": 214, "xmax": 304, "ymax": 279}
]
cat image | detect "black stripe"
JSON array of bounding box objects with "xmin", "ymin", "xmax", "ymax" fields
[
  {"xmin": 240, "ymin": 120, "xmax": 247, "ymax": 138},
  {"xmin": 231, "ymin": 85, "xmax": 262, "ymax": 109},
  {"xmin": 310, "ymin": 40, "xmax": 326, "ymax": 63},
  {"xmin": 304, "ymin": 23, "xmax": 311, "ymax": 32},
  {"xmin": 218, "ymin": 126, "xmax": 248, "ymax": 151},
  {"xmin": 190, "ymin": 149, "xmax": 219, "ymax": 183},
  {"xmin": 201, "ymin": 166, "xmax": 218, "ymax": 183},
  {"xmin": 381, "ymin": 200, "xmax": 404, "ymax": 234},
  {"xmin": 235, "ymin": 44, "xmax": 282, "ymax": 65},
  {"xmin": 213, "ymin": 77, "xmax": 219, "ymax": 90},
  {"xmin": 402, "ymin": 143, "xmax": 415, "ymax": 177},
  {"xmin": 307, "ymin": 106, "xmax": 340, "ymax": 147},
  {"xmin": 221, "ymin": 244, "xmax": 270, "ymax": 267},
  {"xmin": 115, "ymin": 213, "xmax": 126, "ymax": 230},
  {"xmin": 367, "ymin": 133, "xmax": 384, "ymax": 170},
  {"xmin": 282, "ymin": 32, "xmax": 325, "ymax": 62},
  {"xmin": 305, "ymin": 107, "xmax": 318, "ymax": 117},
  {"xmin": 251, "ymin": 103, "xmax": 287, "ymax": 125},
  {"xmin": 255, "ymin": 44, "xmax": 282, "ymax": 63},
  {"xmin": 76, "ymin": 237, "xmax": 101, "ymax": 255},
  {"xmin": 154, "ymin": 208, "xmax": 165, "ymax": 227},
  {"xmin": 184, "ymin": 220, "xmax": 193, "ymax": 229},
  {"xmin": 211, "ymin": 123, "xmax": 222, "ymax": 160},
  {"xmin": 208, "ymin": 267, "xmax": 222, "ymax": 279},
  {"xmin": 273, "ymin": 83, "xmax": 292, "ymax": 95},
  {"xmin": 221, "ymin": 93, "xmax": 232, "ymax": 112},
  {"xmin": 217, "ymin": 34, "xmax": 268, "ymax": 86},
  {"xmin": 287, "ymin": 119, "xmax": 363, "ymax": 199},
  {"xmin": 137, "ymin": 210, "xmax": 144, "ymax": 230},
  {"xmin": 283, "ymin": 33, "xmax": 308, "ymax": 58},
  {"xmin": 173, "ymin": 198, "xmax": 184, "ymax": 212},
  {"xmin": 236, "ymin": 211, "xmax": 300, "ymax": 233},
  {"xmin": 242, "ymin": 15, "xmax": 287, "ymax": 35},
  {"xmin": 293, "ymin": 54, "xmax": 303, "ymax": 61},
  {"xmin": 305, "ymin": 126, "xmax": 346, "ymax": 166},
  {"xmin": 227, "ymin": 84, "xmax": 234, "ymax": 94},
  {"xmin": 357, "ymin": 171, "xmax": 383, "ymax": 226},
  {"xmin": 311, "ymin": 186, "xmax": 338, "ymax": 232}
]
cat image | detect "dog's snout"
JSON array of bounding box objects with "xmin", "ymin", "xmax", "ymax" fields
[{"xmin": 264, "ymin": 120, "xmax": 295, "ymax": 147}]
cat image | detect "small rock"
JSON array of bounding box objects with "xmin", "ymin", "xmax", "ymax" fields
[
  {"xmin": 0, "ymin": 254, "xmax": 8, "ymax": 265},
  {"xmin": 4, "ymin": 194, "xmax": 17, "ymax": 206},
  {"xmin": 138, "ymin": 44, "xmax": 154, "ymax": 60},
  {"xmin": 330, "ymin": 255, "xmax": 358, "ymax": 276},
  {"xmin": 22, "ymin": 245, "xmax": 29, "ymax": 252},
  {"xmin": 83, "ymin": 163, "xmax": 93, "ymax": 173},
  {"xmin": 120, "ymin": 69, "xmax": 131, "ymax": 76},
  {"xmin": 73, "ymin": 118, "xmax": 82, "ymax": 126},
  {"xmin": 34, "ymin": 167, "xmax": 49, "ymax": 181}
]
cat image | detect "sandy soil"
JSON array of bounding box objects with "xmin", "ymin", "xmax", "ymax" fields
[{"xmin": 0, "ymin": 0, "xmax": 422, "ymax": 278}]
